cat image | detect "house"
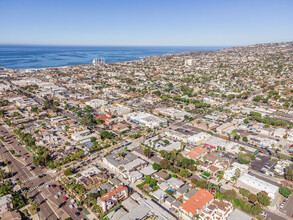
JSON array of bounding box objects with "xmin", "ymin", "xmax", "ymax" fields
[
  {"xmin": 185, "ymin": 146, "xmax": 207, "ymax": 160},
  {"xmin": 121, "ymin": 197, "xmax": 139, "ymax": 212},
  {"xmin": 224, "ymin": 162, "xmax": 249, "ymax": 181},
  {"xmin": 107, "ymin": 206, "xmax": 128, "ymax": 220},
  {"xmin": 150, "ymin": 189, "xmax": 167, "ymax": 201},
  {"xmin": 153, "ymin": 170, "xmax": 170, "ymax": 181},
  {"xmin": 179, "ymin": 189, "xmax": 214, "ymax": 219},
  {"xmin": 167, "ymin": 177, "xmax": 184, "ymax": 189},
  {"xmin": 140, "ymin": 165, "xmax": 156, "ymax": 176},
  {"xmin": 183, "ymin": 189, "xmax": 198, "ymax": 200},
  {"xmin": 228, "ymin": 209, "xmax": 253, "ymax": 220},
  {"xmin": 120, "ymin": 199, "xmax": 177, "ymax": 220},
  {"xmin": 200, "ymin": 199, "xmax": 233, "ymax": 220},
  {"xmin": 273, "ymin": 128, "xmax": 287, "ymax": 138},
  {"xmin": 97, "ymin": 185, "xmax": 128, "ymax": 212},
  {"xmin": 0, "ymin": 194, "xmax": 12, "ymax": 215}
]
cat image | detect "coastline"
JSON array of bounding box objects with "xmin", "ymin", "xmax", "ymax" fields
[{"xmin": 0, "ymin": 45, "xmax": 225, "ymax": 70}]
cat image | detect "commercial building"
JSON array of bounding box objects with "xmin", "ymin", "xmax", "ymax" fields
[
  {"xmin": 236, "ymin": 173, "xmax": 279, "ymax": 199},
  {"xmin": 124, "ymin": 112, "xmax": 167, "ymax": 129},
  {"xmin": 184, "ymin": 59, "xmax": 196, "ymax": 66},
  {"xmin": 153, "ymin": 108, "xmax": 191, "ymax": 120},
  {"xmin": 85, "ymin": 99, "xmax": 108, "ymax": 108}
]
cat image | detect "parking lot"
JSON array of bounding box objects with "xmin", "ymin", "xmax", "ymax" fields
[{"xmin": 251, "ymin": 155, "xmax": 274, "ymax": 173}]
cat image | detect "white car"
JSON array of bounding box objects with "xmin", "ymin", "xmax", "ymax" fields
[
  {"xmin": 46, "ymin": 185, "xmax": 49, "ymax": 188},
  {"xmin": 69, "ymin": 204, "xmax": 73, "ymax": 209},
  {"xmin": 70, "ymin": 199, "xmax": 76, "ymax": 204},
  {"xmin": 54, "ymin": 195, "xmax": 59, "ymax": 199}
]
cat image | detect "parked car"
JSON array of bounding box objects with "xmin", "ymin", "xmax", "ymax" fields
[
  {"xmin": 63, "ymin": 196, "xmax": 68, "ymax": 200},
  {"xmin": 69, "ymin": 204, "xmax": 73, "ymax": 209},
  {"xmin": 75, "ymin": 212, "xmax": 80, "ymax": 216},
  {"xmin": 46, "ymin": 185, "xmax": 50, "ymax": 188},
  {"xmin": 54, "ymin": 195, "xmax": 59, "ymax": 199}
]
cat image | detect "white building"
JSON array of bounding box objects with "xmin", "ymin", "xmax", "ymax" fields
[
  {"xmin": 224, "ymin": 162, "xmax": 249, "ymax": 181},
  {"xmin": 71, "ymin": 130, "xmax": 97, "ymax": 142},
  {"xmin": 124, "ymin": 112, "xmax": 167, "ymax": 129},
  {"xmin": 236, "ymin": 173, "xmax": 279, "ymax": 199},
  {"xmin": 184, "ymin": 59, "xmax": 196, "ymax": 66},
  {"xmin": 92, "ymin": 58, "xmax": 105, "ymax": 66},
  {"xmin": 85, "ymin": 99, "xmax": 108, "ymax": 108},
  {"xmin": 153, "ymin": 108, "xmax": 191, "ymax": 120},
  {"xmin": 187, "ymin": 132, "xmax": 212, "ymax": 145}
]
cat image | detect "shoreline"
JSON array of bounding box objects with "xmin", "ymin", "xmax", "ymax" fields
[{"xmin": 0, "ymin": 46, "xmax": 225, "ymax": 71}]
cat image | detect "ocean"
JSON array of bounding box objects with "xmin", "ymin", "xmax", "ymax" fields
[{"xmin": 0, "ymin": 45, "xmax": 225, "ymax": 69}]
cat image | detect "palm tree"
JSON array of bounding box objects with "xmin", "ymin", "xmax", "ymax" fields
[
  {"xmin": 0, "ymin": 169, "xmax": 6, "ymax": 180},
  {"xmin": 21, "ymin": 189, "xmax": 28, "ymax": 199},
  {"xmin": 194, "ymin": 214, "xmax": 201, "ymax": 219},
  {"xmin": 32, "ymin": 201, "xmax": 39, "ymax": 212},
  {"xmin": 8, "ymin": 163, "xmax": 13, "ymax": 173}
]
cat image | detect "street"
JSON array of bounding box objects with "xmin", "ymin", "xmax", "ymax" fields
[{"xmin": 0, "ymin": 123, "xmax": 87, "ymax": 220}]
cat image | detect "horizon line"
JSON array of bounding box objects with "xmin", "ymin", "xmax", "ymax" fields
[{"xmin": 0, "ymin": 43, "xmax": 234, "ymax": 48}]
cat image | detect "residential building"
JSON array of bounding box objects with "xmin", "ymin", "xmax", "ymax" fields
[{"xmin": 97, "ymin": 185, "xmax": 128, "ymax": 212}]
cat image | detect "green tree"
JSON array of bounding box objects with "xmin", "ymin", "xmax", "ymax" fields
[
  {"xmin": 179, "ymin": 169, "xmax": 191, "ymax": 178},
  {"xmin": 160, "ymin": 159, "xmax": 171, "ymax": 169},
  {"xmin": 257, "ymin": 192, "xmax": 270, "ymax": 206},
  {"xmin": 152, "ymin": 162, "xmax": 161, "ymax": 171},
  {"xmin": 0, "ymin": 169, "xmax": 7, "ymax": 180},
  {"xmin": 239, "ymin": 188, "xmax": 250, "ymax": 197},
  {"xmin": 64, "ymin": 168, "xmax": 74, "ymax": 176},
  {"xmin": 196, "ymin": 181, "xmax": 207, "ymax": 189},
  {"xmin": 32, "ymin": 201, "xmax": 39, "ymax": 212},
  {"xmin": 100, "ymin": 131, "xmax": 114, "ymax": 140},
  {"xmin": 248, "ymin": 194, "xmax": 257, "ymax": 203},
  {"xmin": 279, "ymin": 186, "xmax": 291, "ymax": 198},
  {"xmin": 242, "ymin": 137, "xmax": 248, "ymax": 142},
  {"xmin": 251, "ymin": 203, "xmax": 262, "ymax": 216},
  {"xmin": 81, "ymin": 114, "xmax": 96, "ymax": 126},
  {"xmin": 285, "ymin": 164, "xmax": 293, "ymax": 181},
  {"xmin": 144, "ymin": 148, "xmax": 152, "ymax": 157},
  {"xmin": 223, "ymin": 189, "xmax": 236, "ymax": 201}
]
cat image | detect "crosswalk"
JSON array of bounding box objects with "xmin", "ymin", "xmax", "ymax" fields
[
  {"xmin": 21, "ymin": 171, "xmax": 51, "ymax": 183},
  {"xmin": 28, "ymin": 179, "xmax": 55, "ymax": 192},
  {"xmin": 22, "ymin": 175, "xmax": 39, "ymax": 183}
]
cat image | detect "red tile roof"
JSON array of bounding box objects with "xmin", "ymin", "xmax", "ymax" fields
[
  {"xmin": 180, "ymin": 189, "xmax": 214, "ymax": 215},
  {"xmin": 186, "ymin": 146, "xmax": 207, "ymax": 159},
  {"xmin": 100, "ymin": 185, "xmax": 127, "ymax": 202}
]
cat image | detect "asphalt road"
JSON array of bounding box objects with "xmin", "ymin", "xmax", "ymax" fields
[{"xmin": 0, "ymin": 124, "xmax": 88, "ymax": 220}]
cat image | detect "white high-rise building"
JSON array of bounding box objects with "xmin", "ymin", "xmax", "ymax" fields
[
  {"xmin": 92, "ymin": 58, "xmax": 105, "ymax": 66},
  {"xmin": 184, "ymin": 59, "xmax": 196, "ymax": 66}
]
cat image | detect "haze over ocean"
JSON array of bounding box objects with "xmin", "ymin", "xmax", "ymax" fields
[{"xmin": 0, "ymin": 45, "xmax": 225, "ymax": 69}]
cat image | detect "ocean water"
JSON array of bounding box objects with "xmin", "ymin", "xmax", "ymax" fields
[{"xmin": 0, "ymin": 45, "xmax": 225, "ymax": 69}]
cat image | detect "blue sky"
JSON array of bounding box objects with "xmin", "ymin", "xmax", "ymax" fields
[{"xmin": 0, "ymin": 0, "xmax": 292, "ymax": 46}]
